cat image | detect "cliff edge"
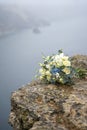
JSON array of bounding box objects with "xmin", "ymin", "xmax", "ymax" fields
[{"xmin": 9, "ymin": 55, "xmax": 87, "ymax": 130}]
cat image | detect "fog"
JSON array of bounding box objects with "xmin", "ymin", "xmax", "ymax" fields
[
  {"xmin": 1, "ymin": 0, "xmax": 87, "ymax": 21},
  {"xmin": 0, "ymin": 0, "xmax": 87, "ymax": 130},
  {"xmin": 0, "ymin": 0, "xmax": 87, "ymax": 5}
]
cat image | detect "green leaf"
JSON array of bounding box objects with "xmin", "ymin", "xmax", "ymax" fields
[
  {"xmin": 76, "ymin": 68, "xmax": 87, "ymax": 79},
  {"xmin": 58, "ymin": 49, "xmax": 63, "ymax": 54}
]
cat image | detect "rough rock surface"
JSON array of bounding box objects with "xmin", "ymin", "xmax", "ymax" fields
[
  {"xmin": 9, "ymin": 55, "xmax": 87, "ymax": 130},
  {"xmin": 71, "ymin": 55, "xmax": 87, "ymax": 70}
]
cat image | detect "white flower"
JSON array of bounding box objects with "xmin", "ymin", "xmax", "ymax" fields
[
  {"xmin": 53, "ymin": 53, "xmax": 64, "ymax": 66},
  {"xmin": 46, "ymin": 71, "xmax": 51, "ymax": 76},
  {"xmin": 63, "ymin": 60, "xmax": 71, "ymax": 66},
  {"xmin": 56, "ymin": 73, "xmax": 60, "ymax": 78},
  {"xmin": 59, "ymin": 77, "xmax": 64, "ymax": 83},
  {"xmin": 39, "ymin": 76, "xmax": 43, "ymax": 80},
  {"xmin": 39, "ymin": 68, "xmax": 43, "ymax": 73},
  {"xmin": 62, "ymin": 56, "xmax": 69, "ymax": 61},
  {"xmin": 47, "ymin": 76, "xmax": 51, "ymax": 81},
  {"xmin": 54, "ymin": 55, "xmax": 60, "ymax": 60},
  {"xmin": 39, "ymin": 69, "xmax": 46, "ymax": 75},
  {"xmin": 59, "ymin": 53, "xmax": 64, "ymax": 58},
  {"xmin": 63, "ymin": 68, "xmax": 70, "ymax": 74},
  {"xmin": 46, "ymin": 64, "xmax": 50, "ymax": 69}
]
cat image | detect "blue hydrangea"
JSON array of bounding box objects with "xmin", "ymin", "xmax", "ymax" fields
[{"xmin": 51, "ymin": 68, "xmax": 61, "ymax": 74}]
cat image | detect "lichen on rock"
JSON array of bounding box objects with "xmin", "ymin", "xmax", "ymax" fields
[{"xmin": 8, "ymin": 55, "xmax": 87, "ymax": 130}]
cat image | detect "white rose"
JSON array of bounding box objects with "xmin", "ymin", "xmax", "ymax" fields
[
  {"xmin": 46, "ymin": 64, "xmax": 50, "ymax": 69},
  {"xmin": 63, "ymin": 60, "xmax": 71, "ymax": 66},
  {"xmin": 63, "ymin": 68, "xmax": 70, "ymax": 74}
]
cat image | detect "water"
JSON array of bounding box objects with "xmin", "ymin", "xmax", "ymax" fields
[{"xmin": 0, "ymin": 20, "xmax": 87, "ymax": 130}]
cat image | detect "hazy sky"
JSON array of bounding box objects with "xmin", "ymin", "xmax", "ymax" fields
[{"xmin": 0, "ymin": 0, "xmax": 87, "ymax": 5}]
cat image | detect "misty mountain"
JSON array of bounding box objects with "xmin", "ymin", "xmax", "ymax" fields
[{"xmin": 0, "ymin": 4, "xmax": 50, "ymax": 37}]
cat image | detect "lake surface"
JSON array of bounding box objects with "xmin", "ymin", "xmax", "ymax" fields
[{"xmin": 0, "ymin": 20, "xmax": 87, "ymax": 130}]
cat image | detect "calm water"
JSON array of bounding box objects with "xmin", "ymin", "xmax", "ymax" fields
[{"xmin": 0, "ymin": 20, "xmax": 87, "ymax": 130}]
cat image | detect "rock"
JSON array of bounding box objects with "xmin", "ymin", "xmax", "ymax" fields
[
  {"xmin": 8, "ymin": 55, "xmax": 87, "ymax": 130},
  {"xmin": 9, "ymin": 80, "xmax": 87, "ymax": 130},
  {"xmin": 71, "ymin": 55, "xmax": 87, "ymax": 70},
  {"xmin": 33, "ymin": 28, "xmax": 41, "ymax": 34}
]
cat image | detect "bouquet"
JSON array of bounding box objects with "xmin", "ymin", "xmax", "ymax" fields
[{"xmin": 38, "ymin": 50, "xmax": 75, "ymax": 85}]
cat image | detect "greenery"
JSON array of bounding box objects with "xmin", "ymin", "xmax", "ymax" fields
[
  {"xmin": 38, "ymin": 50, "xmax": 76, "ymax": 85},
  {"xmin": 36, "ymin": 50, "xmax": 87, "ymax": 86},
  {"xmin": 76, "ymin": 68, "xmax": 87, "ymax": 79}
]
